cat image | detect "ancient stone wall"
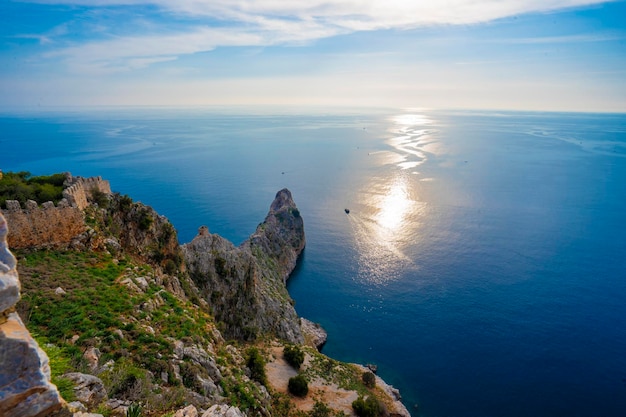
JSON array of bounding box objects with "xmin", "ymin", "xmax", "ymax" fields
[
  {"xmin": 63, "ymin": 175, "xmax": 111, "ymax": 210},
  {"xmin": 0, "ymin": 200, "xmax": 85, "ymax": 249},
  {"xmin": 0, "ymin": 213, "xmax": 68, "ymax": 417}
]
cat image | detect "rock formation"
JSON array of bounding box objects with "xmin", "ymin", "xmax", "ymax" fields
[
  {"xmin": 300, "ymin": 318, "xmax": 328, "ymax": 350},
  {"xmin": 0, "ymin": 213, "xmax": 68, "ymax": 417},
  {"xmin": 183, "ymin": 189, "xmax": 305, "ymax": 343}
]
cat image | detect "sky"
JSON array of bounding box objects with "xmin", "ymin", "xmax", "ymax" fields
[{"xmin": 1, "ymin": 0, "xmax": 625, "ymax": 112}]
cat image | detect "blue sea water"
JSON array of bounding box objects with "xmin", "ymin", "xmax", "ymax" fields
[{"xmin": 1, "ymin": 107, "xmax": 626, "ymax": 417}]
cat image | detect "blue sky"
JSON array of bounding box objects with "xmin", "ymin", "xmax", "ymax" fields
[{"xmin": 1, "ymin": 0, "xmax": 625, "ymax": 111}]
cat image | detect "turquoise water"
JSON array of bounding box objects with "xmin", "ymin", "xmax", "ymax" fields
[{"xmin": 2, "ymin": 108, "xmax": 626, "ymax": 416}]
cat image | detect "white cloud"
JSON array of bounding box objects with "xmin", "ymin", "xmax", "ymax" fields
[{"xmin": 25, "ymin": 0, "xmax": 617, "ymax": 73}]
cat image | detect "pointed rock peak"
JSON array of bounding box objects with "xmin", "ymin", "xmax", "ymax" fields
[{"xmin": 270, "ymin": 188, "xmax": 295, "ymax": 213}]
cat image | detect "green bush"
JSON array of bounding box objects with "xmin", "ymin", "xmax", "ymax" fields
[
  {"xmin": 309, "ymin": 401, "xmax": 332, "ymax": 417},
  {"xmin": 288, "ymin": 374, "xmax": 308, "ymax": 397},
  {"xmin": 126, "ymin": 403, "xmax": 142, "ymax": 417},
  {"xmin": 283, "ymin": 344, "xmax": 304, "ymax": 369},
  {"xmin": 246, "ymin": 347, "xmax": 267, "ymax": 386},
  {"xmin": 90, "ymin": 189, "xmax": 109, "ymax": 207},
  {"xmin": 362, "ymin": 371, "xmax": 376, "ymax": 388},
  {"xmin": 0, "ymin": 171, "xmax": 64, "ymax": 207},
  {"xmin": 352, "ymin": 395, "xmax": 381, "ymax": 417},
  {"xmin": 138, "ymin": 210, "xmax": 153, "ymax": 231}
]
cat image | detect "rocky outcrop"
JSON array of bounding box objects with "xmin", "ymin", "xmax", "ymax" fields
[
  {"xmin": 183, "ymin": 189, "xmax": 305, "ymax": 343},
  {"xmin": 300, "ymin": 318, "xmax": 328, "ymax": 350},
  {"xmin": 0, "ymin": 213, "xmax": 68, "ymax": 417},
  {"xmin": 354, "ymin": 364, "xmax": 411, "ymax": 417},
  {"xmin": 62, "ymin": 373, "xmax": 106, "ymax": 408}
]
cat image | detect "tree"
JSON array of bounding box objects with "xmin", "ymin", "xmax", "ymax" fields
[
  {"xmin": 362, "ymin": 371, "xmax": 376, "ymax": 388},
  {"xmin": 352, "ymin": 395, "xmax": 381, "ymax": 417},
  {"xmin": 288, "ymin": 374, "xmax": 308, "ymax": 397},
  {"xmin": 246, "ymin": 347, "xmax": 267, "ymax": 386},
  {"xmin": 283, "ymin": 344, "xmax": 305, "ymax": 369}
]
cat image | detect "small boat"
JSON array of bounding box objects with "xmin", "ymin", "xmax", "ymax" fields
[{"xmin": 344, "ymin": 208, "xmax": 350, "ymax": 214}]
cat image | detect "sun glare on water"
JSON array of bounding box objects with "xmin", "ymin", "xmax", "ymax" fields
[{"xmin": 375, "ymin": 178, "xmax": 412, "ymax": 233}]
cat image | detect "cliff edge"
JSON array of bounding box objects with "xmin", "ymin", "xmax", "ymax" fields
[{"xmin": 182, "ymin": 189, "xmax": 305, "ymax": 343}]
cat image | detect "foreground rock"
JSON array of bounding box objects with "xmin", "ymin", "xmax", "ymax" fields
[
  {"xmin": 300, "ymin": 318, "xmax": 328, "ymax": 350},
  {"xmin": 183, "ymin": 189, "xmax": 305, "ymax": 343},
  {"xmin": 0, "ymin": 213, "xmax": 68, "ymax": 417}
]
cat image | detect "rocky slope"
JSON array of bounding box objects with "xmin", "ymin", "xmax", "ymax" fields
[
  {"xmin": 0, "ymin": 213, "xmax": 68, "ymax": 417},
  {"xmin": 0, "ymin": 175, "xmax": 410, "ymax": 417}
]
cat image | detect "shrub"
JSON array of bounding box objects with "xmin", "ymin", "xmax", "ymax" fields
[
  {"xmin": 283, "ymin": 344, "xmax": 304, "ymax": 369},
  {"xmin": 362, "ymin": 371, "xmax": 376, "ymax": 388},
  {"xmin": 288, "ymin": 374, "xmax": 308, "ymax": 397},
  {"xmin": 0, "ymin": 171, "xmax": 64, "ymax": 207},
  {"xmin": 90, "ymin": 189, "xmax": 109, "ymax": 207},
  {"xmin": 126, "ymin": 403, "xmax": 142, "ymax": 417},
  {"xmin": 138, "ymin": 210, "xmax": 153, "ymax": 231},
  {"xmin": 246, "ymin": 347, "xmax": 267, "ymax": 386},
  {"xmin": 309, "ymin": 401, "xmax": 332, "ymax": 417},
  {"xmin": 352, "ymin": 395, "xmax": 381, "ymax": 417}
]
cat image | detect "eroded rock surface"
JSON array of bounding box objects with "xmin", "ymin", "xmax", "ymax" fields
[
  {"xmin": 0, "ymin": 213, "xmax": 68, "ymax": 417},
  {"xmin": 183, "ymin": 189, "xmax": 305, "ymax": 343}
]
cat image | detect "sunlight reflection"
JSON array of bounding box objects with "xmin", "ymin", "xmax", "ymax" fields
[
  {"xmin": 375, "ymin": 178, "xmax": 411, "ymax": 232},
  {"xmin": 349, "ymin": 173, "xmax": 424, "ymax": 285},
  {"xmin": 392, "ymin": 114, "xmax": 432, "ymax": 126}
]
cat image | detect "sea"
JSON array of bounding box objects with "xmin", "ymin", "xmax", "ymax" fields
[{"xmin": 1, "ymin": 107, "xmax": 625, "ymax": 417}]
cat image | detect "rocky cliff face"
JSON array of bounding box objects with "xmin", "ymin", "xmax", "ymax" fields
[
  {"xmin": 183, "ymin": 189, "xmax": 305, "ymax": 343},
  {"xmin": 0, "ymin": 213, "xmax": 68, "ymax": 417}
]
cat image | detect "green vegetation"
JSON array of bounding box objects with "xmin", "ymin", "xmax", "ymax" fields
[
  {"xmin": 302, "ymin": 348, "xmax": 367, "ymax": 394},
  {"xmin": 35, "ymin": 338, "xmax": 76, "ymax": 401},
  {"xmin": 288, "ymin": 374, "xmax": 309, "ymax": 397},
  {"xmin": 0, "ymin": 171, "xmax": 65, "ymax": 207},
  {"xmin": 246, "ymin": 347, "xmax": 267, "ymax": 386},
  {"xmin": 16, "ymin": 249, "xmax": 216, "ymax": 414},
  {"xmin": 362, "ymin": 371, "xmax": 376, "ymax": 388},
  {"xmin": 283, "ymin": 344, "xmax": 305, "ymax": 369},
  {"xmin": 352, "ymin": 395, "xmax": 382, "ymax": 417},
  {"xmin": 126, "ymin": 403, "xmax": 142, "ymax": 417},
  {"xmin": 90, "ymin": 189, "xmax": 110, "ymax": 207},
  {"xmin": 309, "ymin": 401, "xmax": 332, "ymax": 417}
]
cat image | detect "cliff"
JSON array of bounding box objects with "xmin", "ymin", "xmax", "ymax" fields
[
  {"xmin": 182, "ymin": 189, "xmax": 305, "ymax": 343},
  {"xmin": 2, "ymin": 176, "xmax": 410, "ymax": 417}
]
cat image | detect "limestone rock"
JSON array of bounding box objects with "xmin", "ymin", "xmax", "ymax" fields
[
  {"xmin": 82, "ymin": 347, "xmax": 101, "ymax": 372},
  {"xmin": 174, "ymin": 404, "xmax": 199, "ymax": 417},
  {"xmin": 201, "ymin": 404, "xmax": 245, "ymax": 417},
  {"xmin": 183, "ymin": 189, "xmax": 305, "ymax": 343},
  {"xmin": 104, "ymin": 398, "xmax": 131, "ymax": 416},
  {"xmin": 0, "ymin": 213, "xmax": 67, "ymax": 417},
  {"xmin": 300, "ymin": 318, "xmax": 328, "ymax": 350},
  {"xmin": 0, "ymin": 215, "xmax": 19, "ymax": 312},
  {"xmin": 63, "ymin": 373, "xmax": 106, "ymax": 408},
  {"xmin": 183, "ymin": 344, "xmax": 222, "ymax": 382},
  {"xmin": 67, "ymin": 401, "xmax": 87, "ymax": 412}
]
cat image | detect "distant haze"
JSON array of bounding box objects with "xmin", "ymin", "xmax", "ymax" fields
[{"xmin": 1, "ymin": 0, "xmax": 625, "ymax": 112}]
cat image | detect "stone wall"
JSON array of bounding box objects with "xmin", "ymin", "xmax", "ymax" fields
[
  {"xmin": 0, "ymin": 200, "xmax": 85, "ymax": 249},
  {"xmin": 0, "ymin": 213, "xmax": 68, "ymax": 417},
  {"xmin": 0, "ymin": 174, "xmax": 111, "ymax": 249},
  {"xmin": 63, "ymin": 175, "xmax": 111, "ymax": 210}
]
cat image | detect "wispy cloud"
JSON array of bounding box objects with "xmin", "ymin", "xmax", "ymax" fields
[{"xmin": 24, "ymin": 0, "xmax": 617, "ymax": 72}]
